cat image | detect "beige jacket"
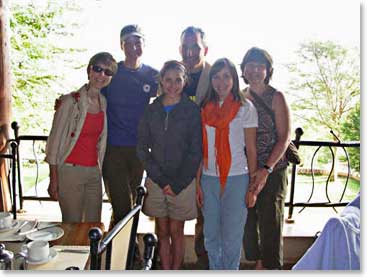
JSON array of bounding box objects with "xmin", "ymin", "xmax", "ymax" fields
[
  {"xmin": 45, "ymin": 84, "xmax": 107, "ymax": 170},
  {"xmin": 195, "ymin": 61, "xmax": 211, "ymax": 106}
]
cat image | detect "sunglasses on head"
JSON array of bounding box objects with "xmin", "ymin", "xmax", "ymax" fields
[{"xmin": 91, "ymin": 65, "xmax": 114, "ymax": 77}]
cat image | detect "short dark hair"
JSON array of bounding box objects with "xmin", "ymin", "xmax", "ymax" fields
[
  {"xmin": 180, "ymin": 26, "xmax": 207, "ymax": 48},
  {"xmin": 240, "ymin": 47, "xmax": 273, "ymax": 84},
  {"xmin": 87, "ymin": 52, "xmax": 118, "ymax": 76},
  {"xmin": 159, "ymin": 60, "xmax": 189, "ymax": 83},
  {"xmin": 201, "ymin": 58, "xmax": 241, "ymax": 107}
]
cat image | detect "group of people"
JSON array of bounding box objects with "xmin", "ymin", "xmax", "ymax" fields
[{"xmin": 44, "ymin": 24, "xmax": 292, "ymax": 270}]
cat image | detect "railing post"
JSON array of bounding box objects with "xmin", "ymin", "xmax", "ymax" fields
[
  {"xmin": 11, "ymin": 121, "xmax": 23, "ymax": 210},
  {"xmin": 286, "ymin": 128, "xmax": 303, "ymax": 223},
  {"xmin": 135, "ymin": 185, "xmax": 146, "ymax": 206},
  {"xmin": 143, "ymin": 233, "xmax": 158, "ymax": 270},
  {"xmin": 9, "ymin": 141, "xmax": 17, "ymax": 219},
  {"xmin": 89, "ymin": 227, "xmax": 103, "ymax": 270},
  {"xmin": 126, "ymin": 186, "xmax": 146, "ymax": 269}
]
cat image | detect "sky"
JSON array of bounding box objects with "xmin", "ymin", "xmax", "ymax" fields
[
  {"xmin": 13, "ymin": 0, "xmax": 359, "ymax": 96},
  {"xmin": 68, "ymin": 0, "xmax": 360, "ymax": 92},
  {"xmin": 10, "ymin": 0, "xmax": 362, "ymax": 131}
]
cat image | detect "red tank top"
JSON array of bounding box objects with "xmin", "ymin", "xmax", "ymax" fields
[{"xmin": 65, "ymin": 111, "xmax": 104, "ymax": 166}]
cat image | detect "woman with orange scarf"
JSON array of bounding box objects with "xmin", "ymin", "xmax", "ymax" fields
[{"xmin": 196, "ymin": 58, "xmax": 258, "ymax": 269}]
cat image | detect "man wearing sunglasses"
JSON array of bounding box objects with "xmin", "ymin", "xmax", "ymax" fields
[{"xmin": 101, "ymin": 25, "xmax": 159, "ymax": 227}]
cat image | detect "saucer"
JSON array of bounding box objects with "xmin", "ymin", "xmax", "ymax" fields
[
  {"xmin": 0, "ymin": 221, "xmax": 20, "ymax": 233},
  {"xmin": 26, "ymin": 227, "xmax": 64, "ymax": 242},
  {"xmin": 27, "ymin": 248, "xmax": 58, "ymax": 265}
]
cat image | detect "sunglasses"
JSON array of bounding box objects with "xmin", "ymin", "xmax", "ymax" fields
[{"xmin": 91, "ymin": 65, "xmax": 114, "ymax": 77}]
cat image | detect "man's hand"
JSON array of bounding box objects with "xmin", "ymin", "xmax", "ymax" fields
[
  {"xmin": 196, "ymin": 184, "xmax": 204, "ymax": 208},
  {"xmin": 245, "ymin": 190, "xmax": 257, "ymax": 208},
  {"xmin": 163, "ymin": 184, "xmax": 176, "ymax": 197}
]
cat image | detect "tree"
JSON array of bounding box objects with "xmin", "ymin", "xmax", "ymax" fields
[
  {"xmin": 287, "ymin": 40, "xmax": 360, "ymax": 179},
  {"xmin": 9, "ymin": 0, "xmax": 85, "ymax": 135},
  {"xmin": 287, "ymin": 40, "xmax": 360, "ymax": 140},
  {"xmin": 340, "ymin": 102, "xmax": 360, "ymax": 172}
]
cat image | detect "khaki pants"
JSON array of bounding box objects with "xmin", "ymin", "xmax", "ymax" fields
[{"xmin": 58, "ymin": 164, "xmax": 102, "ymax": 223}]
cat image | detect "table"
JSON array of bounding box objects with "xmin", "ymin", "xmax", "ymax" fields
[
  {"xmin": 1, "ymin": 221, "xmax": 105, "ymax": 270},
  {"xmin": 52, "ymin": 222, "xmax": 105, "ymax": 246}
]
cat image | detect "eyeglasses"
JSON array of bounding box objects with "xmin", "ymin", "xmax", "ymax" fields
[{"xmin": 91, "ymin": 65, "xmax": 114, "ymax": 77}]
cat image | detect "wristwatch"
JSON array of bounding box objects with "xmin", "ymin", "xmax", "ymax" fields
[{"xmin": 263, "ymin": 164, "xmax": 273, "ymax": 174}]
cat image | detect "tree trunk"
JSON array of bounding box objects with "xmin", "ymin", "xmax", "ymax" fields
[{"xmin": 0, "ymin": 0, "xmax": 12, "ymax": 211}]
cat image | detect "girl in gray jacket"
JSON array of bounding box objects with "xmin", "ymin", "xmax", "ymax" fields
[{"xmin": 137, "ymin": 60, "xmax": 202, "ymax": 269}]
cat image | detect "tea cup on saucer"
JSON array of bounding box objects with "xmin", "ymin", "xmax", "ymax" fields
[{"xmin": 26, "ymin": 240, "xmax": 50, "ymax": 262}]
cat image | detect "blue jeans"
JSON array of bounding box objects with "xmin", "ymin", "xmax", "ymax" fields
[{"xmin": 201, "ymin": 174, "xmax": 249, "ymax": 270}]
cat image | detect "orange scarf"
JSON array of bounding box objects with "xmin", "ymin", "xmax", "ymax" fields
[{"xmin": 201, "ymin": 94, "xmax": 241, "ymax": 190}]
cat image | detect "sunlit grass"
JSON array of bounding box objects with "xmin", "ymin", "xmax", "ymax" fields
[
  {"xmin": 21, "ymin": 162, "xmax": 49, "ymax": 192},
  {"xmin": 287, "ymin": 173, "xmax": 360, "ymax": 203}
]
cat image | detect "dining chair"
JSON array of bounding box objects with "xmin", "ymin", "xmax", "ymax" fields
[{"xmin": 89, "ymin": 186, "xmax": 148, "ymax": 270}]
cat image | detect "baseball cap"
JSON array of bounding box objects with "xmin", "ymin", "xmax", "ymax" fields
[{"xmin": 120, "ymin": 24, "xmax": 144, "ymax": 41}]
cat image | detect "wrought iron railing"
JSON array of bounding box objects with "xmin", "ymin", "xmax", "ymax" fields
[
  {"xmin": 12, "ymin": 121, "xmax": 48, "ymax": 209},
  {"xmin": 285, "ymin": 128, "xmax": 360, "ymax": 221},
  {"xmin": 0, "ymin": 140, "xmax": 18, "ymax": 219},
  {"xmin": 7, "ymin": 122, "xmax": 360, "ymax": 224}
]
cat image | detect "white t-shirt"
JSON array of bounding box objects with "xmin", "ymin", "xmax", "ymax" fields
[{"xmin": 203, "ymin": 99, "xmax": 258, "ymax": 176}]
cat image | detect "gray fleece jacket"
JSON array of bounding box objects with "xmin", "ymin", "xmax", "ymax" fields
[{"xmin": 137, "ymin": 94, "xmax": 202, "ymax": 195}]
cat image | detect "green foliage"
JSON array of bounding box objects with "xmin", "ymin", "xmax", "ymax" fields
[
  {"xmin": 340, "ymin": 102, "xmax": 360, "ymax": 171},
  {"xmin": 287, "ymin": 40, "xmax": 360, "ymax": 141},
  {"xmin": 10, "ymin": 0, "xmax": 86, "ymax": 135}
]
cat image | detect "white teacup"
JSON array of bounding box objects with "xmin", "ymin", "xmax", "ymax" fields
[
  {"xmin": 0, "ymin": 212, "xmax": 13, "ymax": 229},
  {"xmin": 27, "ymin": 240, "xmax": 50, "ymax": 262}
]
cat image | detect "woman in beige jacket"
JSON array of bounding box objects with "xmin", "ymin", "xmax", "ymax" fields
[{"xmin": 45, "ymin": 52, "xmax": 117, "ymax": 223}]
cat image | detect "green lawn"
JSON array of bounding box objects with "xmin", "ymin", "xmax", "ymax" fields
[
  {"xmin": 287, "ymin": 173, "xmax": 360, "ymax": 203},
  {"xmin": 21, "ymin": 162, "xmax": 49, "ymax": 192}
]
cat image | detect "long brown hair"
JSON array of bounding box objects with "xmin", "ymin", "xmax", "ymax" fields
[{"xmin": 201, "ymin": 58, "xmax": 241, "ymax": 108}]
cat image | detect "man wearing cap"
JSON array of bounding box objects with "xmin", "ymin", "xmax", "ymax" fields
[
  {"xmin": 102, "ymin": 24, "xmax": 159, "ymax": 225},
  {"xmin": 179, "ymin": 26, "xmax": 211, "ymax": 269}
]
